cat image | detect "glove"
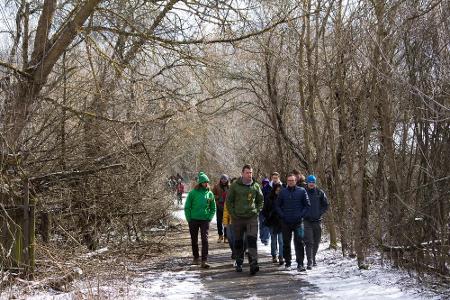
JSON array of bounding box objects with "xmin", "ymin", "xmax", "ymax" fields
[{"xmin": 296, "ymin": 225, "xmax": 304, "ymax": 239}]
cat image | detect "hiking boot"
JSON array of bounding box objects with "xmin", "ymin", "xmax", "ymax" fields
[
  {"xmin": 223, "ymin": 237, "xmax": 228, "ymax": 243},
  {"xmin": 297, "ymin": 265, "xmax": 306, "ymax": 272},
  {"xmin": 313, "ymin": 262, "xmax": 317, "ymax": 267},
  {"xmin": 278, "ymin": 257, "xmax": 285, "ymax": 266},
  {"xmin": 201, "ymin": 261, "xmax": 210, "ymax": 269},
  {"xmin": 192, "ymin": 257, "xmax": 200, "ymax": 265},
  {"xmin": 217, "ymin": 235, "xmax": 223, "ymax": 243},
  {"xmin": 235, "ymin": 264, "xmax": 243, "ymax": 272},
  {"xmin": 250, "ymin": 263, "xmax": 260, "ymax": 275},
  {"xmin": 306, "ymin": 265, "xmax": 312, "ymax": 270},
  {"xmin": 272, "ymin": 256, "xmax": 278, "ymax": 263}
]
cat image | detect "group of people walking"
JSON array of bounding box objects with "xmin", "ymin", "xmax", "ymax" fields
[{"xmin": 183, "ymin": 165, "xmax": 328, "ymax": 275}]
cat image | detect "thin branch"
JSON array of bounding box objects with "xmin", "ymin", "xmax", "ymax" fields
[
  {"xmin": 0, "ymin": 60, "xmax": 32, "ymax": 78},
  {"xmin": 85, "ymin": 17, "xmax": 289, "ymax": 46}
]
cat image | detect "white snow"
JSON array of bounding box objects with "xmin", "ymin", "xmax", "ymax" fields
[
  {"xmin": 14, "ymin": 270, "xmax": 206, "ymax": 300},
  {"xmin": 254, "ymin": 233, "xmax": 443, "ymax": 299},
  {"xmin": 81, "ymin": 247, "xmax": 108, "ymax": 259}
]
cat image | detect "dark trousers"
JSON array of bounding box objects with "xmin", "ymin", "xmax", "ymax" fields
[
  {"xmin": 228, "ymin": 224, "xmax": 247, "ymax": 258},
  {"xmin": 281, "ymin": 222, "xmax": 304, "ymax": 266},
  {"xmin": 177, "ymin": 192, "xmax": 183, "ymax": 205},
  {"xmin": 216, "ymin": 206, "xmax": 227, "ymax": 237},
  {"xmin": 188, "ymin": 220, "xmax": 210, "ymax": 261},
  {"xmin": 304, "ymin": 220, "xmax": 321, "ymax": 265},
  {"xmin": 233, "ymin": 216, "xmax": 258, "ymax": 266}
]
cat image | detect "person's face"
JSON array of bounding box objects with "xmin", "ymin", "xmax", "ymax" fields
[
  {"xmin": 202, "ymin": 182, "xmax": 209, "ymax": 188},
  {"xmin": 272, "ymin": 174, "xmax": 280, "ymax": 183},
  {"xmin": 308, "ymin": 182, "xmax": 316, "ymax": 189},
  {"xmin": 286, "ymin": 176, "xmax": 296, "ymax": 187},
  {"xmin": 220, "ymin": 178, "xmax": 228, "ymax": 184},
  {"xmin": 242, "ymin": 168, "xmax": 253, "ymax": 181},
  {"xmin": 275, "ymin": 187, "xmax": 281, "ymax": 194}
]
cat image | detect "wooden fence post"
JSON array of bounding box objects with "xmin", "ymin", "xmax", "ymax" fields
[
  {"xmin": 22, "ymin": 177, "xmax": 35, "ymax": 276},
  {"xmin": 0, "ymin": 155, "xmax": 35, "ymax": 276}
]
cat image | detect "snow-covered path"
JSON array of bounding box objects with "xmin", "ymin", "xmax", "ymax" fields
[
  {"xmin": 168, "ymin": 203, "xmax": 440, "ymax": 300},
  {"xmin": 10, "ymin": 199, "xmax": 445, "ymax": 300}
]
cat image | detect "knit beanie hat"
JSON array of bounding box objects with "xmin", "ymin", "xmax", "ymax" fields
[
  {"xmin": 262, "ymin": 178, "xmax": 270, "ymax": 184},
  {"xmin": 197, "ymin": 172, "xmax": 210, "ymax": 184},
  {"xmin": 220, "ymin": 174, "xmax": 229, "ymax": 181},
  {"xmin": 306, "ymin": 175, "xmax": 316, "ymax": 183}
]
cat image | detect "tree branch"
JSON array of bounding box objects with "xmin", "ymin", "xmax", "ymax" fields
[
  {"xmin": 0, "ymin": 60, "xmax": 31, "ymax": 78},
  {"xmin": 32, "ymin": 0, "xmax": 102, "ymax": 84},
  {"xmin": 30, "ymin": 0, "xmax": 57, "ymax": 65}
]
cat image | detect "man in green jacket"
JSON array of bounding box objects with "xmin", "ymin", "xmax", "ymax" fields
[
  {"xmin": 227, "ymin": 164, "xmax": 264, "ymax": 275},
  {"xmin": 184, "ymin": 172, "xmax": 216, "ymax": 268}
]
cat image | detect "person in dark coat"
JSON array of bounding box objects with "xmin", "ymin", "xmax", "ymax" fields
[
  {"xmin": 259, "ymin": 178, "xmax": 271, "ymax": 245},
  {"xmin": 212, "ymin": 174, "xmax": 230, "ymax": 242},
  {"xmin": 176, "ymin": 179, "xmax": 185, "ymax": 205},
  {"xmin": 304, "ymin": 175, "xmax": 329, "ymax": 269},
  {"xmin": 293, "ymin": 169, "xmax": 307, "ymax": 188},
  {"xmin": 275, "ymin": 174, "xmax": 310, "ymax": 271},
  {"xmin": 262, "ymin": 182, "xmax": 284, "ymax": 265}
]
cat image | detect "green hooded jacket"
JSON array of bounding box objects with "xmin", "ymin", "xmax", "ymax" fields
[
  {"xmin": 227, "ymin": 177, "xmax": 263, "ymax": 219},
  {"xmin": 184, "ymin": 186, "xmax": 216, "ymax": 222}
]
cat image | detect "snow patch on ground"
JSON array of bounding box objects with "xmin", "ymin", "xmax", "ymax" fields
[
  {"xmin": 132, "ymin": 271, "xmax": 206, "ymax": 299},
  {"xmin": 256, "ymin": 238, "xmax": 444, "ymax": 300},
  {"xmin": 19, "ymin": 270, "xmax": 206, "ymax": 300}
]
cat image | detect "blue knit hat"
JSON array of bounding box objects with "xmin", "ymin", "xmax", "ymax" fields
[
  {"xmin": 220, "ymin": 174, "xmax": 229, "ymax": 181},
  {"xmin": 307, "ymin": 175, "xmax": 316, "ymax": 183},
  {"xmin": 262, "ymin": 178, "xmax": 270, "ymax": 184}
]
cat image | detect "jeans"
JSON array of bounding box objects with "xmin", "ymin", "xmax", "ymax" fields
[
  {"xmin": 270, "ymin": 228, "xmax": 283, "ymax": 258},
  {"xmin": 281, "ymin": 222, "xmax": 304, "ymax": 266},
  {"xmin": 225, "ymin": 225, "xmax": 235, "ymax": 256},
  {"xmin": 258, "ymin": 211, "xmax": 270, "ymax": 243},
  {"xmin": 216, "ymin": 206, "xmax": 226, "ymax": 237},
  {"xmin": 188, "ymin": 220, "xmax": 210, "ymax": 261}
]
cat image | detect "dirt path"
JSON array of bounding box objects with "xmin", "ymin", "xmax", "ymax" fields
[
  {"xmin": 193, "ymin": 229, "xmax": 318, "ymax": 299},
  {"xmin": 165, "ymin": 209, "xmax": 322, "ymax": 299}
]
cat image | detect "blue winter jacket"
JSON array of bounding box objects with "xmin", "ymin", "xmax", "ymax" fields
[
  {"xmin": 305, "ymin": 188, "xmax": 329, "ymax": 222},
  {"xmin": 275, "ymin": 186, "xmax": 310, "ymax": 225}
]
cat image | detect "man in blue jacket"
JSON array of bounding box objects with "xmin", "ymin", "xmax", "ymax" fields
[
  {"xmin": 275, "ymin": 174, "xmax": 310, "ymax": 271},
  {"xmin": 304, "ymin": 175, "xmax": 329, "ymax": 269}
]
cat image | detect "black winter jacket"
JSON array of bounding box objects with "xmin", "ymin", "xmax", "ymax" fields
[{"xmin": 304, "ymin": 188, "xmax": 328, "ymax": 222}]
